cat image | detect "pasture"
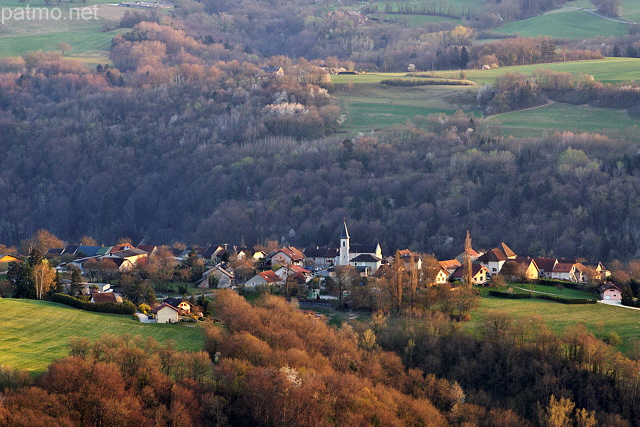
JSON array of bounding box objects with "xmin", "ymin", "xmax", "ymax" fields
[
  {"xmin": 471, "ymin": 296, "xmax": 640, "ymax": 355},
  {"xmin": 495, "ymin": 7, "xmax": 629, "ymax": 39},
  {"xmin": 0, "ymin": 298, "xmax": 204, "ymax": 373}
]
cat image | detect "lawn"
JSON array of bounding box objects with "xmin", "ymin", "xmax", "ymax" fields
[
  {"xmin": 495, "ymin": 7, "xmax": 629, "ymax": 39},
  {"xmin": 471, "ymin": 296, "xmax": 640, "ymax": 354},
  {"xmin": 0, "ymin": 298, "xmax": 205, "ymax": 373}
]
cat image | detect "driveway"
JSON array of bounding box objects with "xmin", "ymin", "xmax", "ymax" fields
[{"xmin": 134, "ymin": 312, "xmax": 156, "ymax": 323}]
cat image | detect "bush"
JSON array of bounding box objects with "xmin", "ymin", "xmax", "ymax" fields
[{"xmin": 52, "ymin": 293, "xmax": 136, "ymax": 315}]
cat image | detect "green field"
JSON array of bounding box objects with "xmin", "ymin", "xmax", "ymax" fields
[
  {"xmin": 432, "ymin": 58, "xmax": 640, "ymax": 84},
  {"xmin": 331, "ymin": 59, "xmax": 640, "ymax": 135},
  {"xmin": 0, "ymin": 0, "xmax": 141, "ymax": 61},
  {"xmin": 496, "ymin": 7, "xmax": 629, "ymax": 39},
  {"xmin": 0, "ymin": 298, "xmax": 205, "ymax": 373},
  {"xmin": 472, "ymin": 296, "xmax": 640, "ymax": 354},
  {"xmin": 493, "ymin": 283, "xmax": 597, "ymax": 299},
  {"xmin": 334, "ymin": 78, "xmax": 477, "ymax": 132},
  {"xmin": 490, "ymin": 102, "xmax": 640, "ymax": 138}
]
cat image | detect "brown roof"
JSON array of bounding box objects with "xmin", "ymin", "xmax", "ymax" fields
[
  {"xmin": 477, "ymin": 248, "xmax": 507, "ymax": 263},
  {"xmin": 273, "ymin": 246, "xmax": 305, "ymax": 261},
  {"xmin": 152, "ymin": 302, "xmax": 180, "ymax": 314},
  {"xmin": 452, "ymin": 264, "xmax": 488, "ymax": 279},
  {"xmin": 91, "ymin": 292, "xmax": 117, "ymax": 304},
  {"xmin": 552, "ymin": 263, "xmax": 574, "ymax": 273},
  {"xmin": 501, "ymin": 242, "xmax": 517, "ymax": 258},
  {"xmin": 533, "ymin": 257, "xmax": 557, "ymax": 272},
  {"xmin": 599, "ymin": 282, "xmax": 623, "ymax": 292},
  {"xmin": 513, "ymin": 257, "xmax": 538, "ymax": 269},
  {"xmin": 439, "ymin": 259, "xmax": 462, "ymax": 270}
]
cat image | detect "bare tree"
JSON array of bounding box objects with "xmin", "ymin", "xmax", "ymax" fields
[
  {"xmin": 463, "ymin": 230, "xmax": 472, "ymax": 287},
  {"xmin": 33, "ymin": 260, "xmax": 56, "ymax": 299}
]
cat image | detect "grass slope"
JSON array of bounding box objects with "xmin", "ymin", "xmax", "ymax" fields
[
  {"xmin": 471, "ymin": 296, "xmax": 640, "ymax": 354},
  {"xmin": 0, "ymin": 298, "xmax": 204, "ymax": 373},
  {"xmin": 496, "ymin": 7, "xmax": 628, "ymax": 39},
  {"xmin": 432, "ymin": 58, "xmax": 640, "ymax": 84},
  {"xmin": 489, "ymin": 102, "xmax": 640, "ymax": 138}
]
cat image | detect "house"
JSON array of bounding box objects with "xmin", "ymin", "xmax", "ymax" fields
[
  {"xmin": 349, "ymin": 254, "xmax": 382, "ymax": 274},
  {"xmin": 274, "ymin": 264, "xmax": 312, "ymax": 283},
  {"xmin": 90, "ymin": 291, "xmax": 118, "ymax": 304},
  {"xmin": 153, "ymin": 303, "xmax": 180, "ymax": 324},
  {"xmin": 266, "ymin": 247, "xmax": 305, "ymax": 267},
  {"xmin": 162, "ymin": 297, "xmax": 193, "ymax": 314},
  {"xmin": 439, "ymin": 259, "xmax": 462, "ymax": 276},
  {"xmin": 105, "ymin": 248, "xmax": 149, "ymax": 271},
  {"xmin": 533, "ymin": 257, "xmax": 557, "ymax": 279},
  {"xmin": 476, "ymin": 248, "xmax": 508, "ymax": 277},
  {"xmin": 75, "ymin": 246, "xmax": 103, "ymax": 258},
  {"xmin": 432, "ymin": 267, "xmax": 450, "ymax": 285},
  {"xmin": 499, "ymin": 242, "xmax": 517, "ymax": 259},
  {"xmin": 585, "ymin": 262, "xmax": 611, "ymax": 282},
  {"xmin": 550, "ymin": 262, "xmax": 578, "ymax": 282},
  {"xmin": 574, "ymin": 263, "xmax": 592, "ymax": 283},
  {"xmin": 260, "ymin": 66, "xmax": 284, "ymax": 77},
  {"xmin": 502, "ymin": 257, "xmax": 540, "ymax": 281},
  {"xmin": 245, "ymin": 270, "xmax": 283, "ymax": 288},
  {"xmin": 600, "ymin": 282, "xmax": 623, "ymax": 302},
  {"xmin": 200, "ymin": 264, "xmax": 235, "ymax": 288},
  {"xmin": 452, "ymin": 264, "xmax": 489, "ymax": 285},
  {"xmin": 303, "ymin": 246, "xmax": 339, "ymax": 268},
  {"xmin": 0, "ymin": 254, "xmax": 19, "ymax": 271}
]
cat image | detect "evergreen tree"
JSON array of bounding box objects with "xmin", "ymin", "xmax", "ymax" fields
[{"xmin": 459, "ymin": 46, "xmax": 470, "ymax": 69}]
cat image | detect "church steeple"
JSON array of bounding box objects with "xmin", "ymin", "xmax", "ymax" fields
[{"xmin": 339, "ymin": 221, "xmax": 350, "ymax": 266}]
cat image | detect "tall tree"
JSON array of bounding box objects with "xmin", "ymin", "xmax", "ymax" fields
[
  {"xmin": 463, "ymin": 230, "xmax": 472, "ymax": 287},
  {"xmin": 393, "ymin": 251, "xmax": 404, "ymax": 313},
  {"xmin": 33, "ymin": 260, "xmax": 56, "ymax": 300}
]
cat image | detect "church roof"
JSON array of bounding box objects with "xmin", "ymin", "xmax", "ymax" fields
[{"xmin": 340, "ymin": 221, "xmax": 350, "ymax": 239}]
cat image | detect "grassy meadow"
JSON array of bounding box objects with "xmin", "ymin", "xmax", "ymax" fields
[
  {"xmin": 331, "ymin": 58, "xmax": 640, "ymax": 135},
  {"xmin": 471, "ymin": 296, "xmax": 640, "ymax": 355},
  {"xmin": 0, "ymin": 0, "xmax": 145, "ymax": 62},
  {"xmin": 0, "ymin": 298, "xmax": 205, "ymax": 373}
]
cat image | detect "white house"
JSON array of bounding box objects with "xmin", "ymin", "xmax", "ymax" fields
[
  {"xmin": 245, "ymin": 270, "xmax": 283, "ymax": 288},
  {"xmin": 153, "ymin": 303, "xmax": 180, "ymax": 324}
]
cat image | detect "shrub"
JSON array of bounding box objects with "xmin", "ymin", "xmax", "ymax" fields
[
  {"xmin": 488, "ymin": 290, "xmax": 596, "ymax": 304},
  {"xmin": 52, "ymin": 293, "xmax": 136, "ymax": 315}
]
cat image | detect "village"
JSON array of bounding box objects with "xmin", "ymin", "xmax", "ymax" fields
[{"xmin": 0, "ymin": 222, "xmax": 621, "ymax": 324}]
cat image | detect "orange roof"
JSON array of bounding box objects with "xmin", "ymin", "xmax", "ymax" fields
[
  {"xmin": 500, "ymin": 242, "xmax": 517, "ymax": 258},
  {"xmin": 275, "ymin": 246, "xmax": 304, "ymax": 261},
  {"xmin": 259, "ymin": 270, "xmax": 282, "ymax": 283},
  {"xmin": 439, "ymin": 259, "xmax": 462, "ymax": 270},
  {"xmin": 552, "ymin": 263, "xmax": 574, "ymax": 273}
]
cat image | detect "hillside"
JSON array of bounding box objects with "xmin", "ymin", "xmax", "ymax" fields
[{"xmin": 0, "ymin": 298, "xmax": 204, "ymax": 373}]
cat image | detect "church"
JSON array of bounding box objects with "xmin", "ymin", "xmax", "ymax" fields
[{"xmin": 336, "ymin": 221, "xmax": 382, "ymax": 274}]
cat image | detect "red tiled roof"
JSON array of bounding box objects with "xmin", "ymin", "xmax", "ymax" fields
[
  {"xmin": 275, "ymin": 246, "xmax": 305, "ymax": 261},
  {"xmin": 533, "ymin": 257, "xmax": 557, "ymax": 272},
  {"xmin": 259, "ymin": 270, "xmax": 282, "ymax": 283},
  {"xmin": 152, "ymin": 302, "xmax": 180, "ymax": 314}
]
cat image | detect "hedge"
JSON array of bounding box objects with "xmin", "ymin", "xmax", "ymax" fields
[
  {"xmin": 380, "ymin": 78, "xmax": 476, "ymax": 87},
  {"xmin": 488, "ymin": 290, "xmax": 596, "ymax": 304},
  {"xmin": 488, "ymin": 290, "xmax": 532, "ymax": 299},
  {"xmin": 52, "ymin": 293, "xmax": 136, "ymax": 315}
]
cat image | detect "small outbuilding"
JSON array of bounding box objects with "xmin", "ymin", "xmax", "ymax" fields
[{"xmin": 600, "ymin": 282, "xmax": 623, "ymax": 302}]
